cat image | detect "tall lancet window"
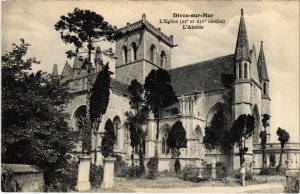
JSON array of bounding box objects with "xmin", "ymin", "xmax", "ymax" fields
[
  {"xmin": 263, "ymin": 82, "xmax": 267, "ymax": 95},
  {"xmin": 244, "ymin": 63, "xmax": 248, "ymax": 78},
  {"xmin": 239, "ymin": 62, "xmax": 243, "ymax": 78},
  {"xmin": 150, "ymin": 44, "xmax": 157, "ymax": 64},
  {"xmin": 122, "ymin": 46, "xmax": 128, "ymax": 64},
  {"xmin": 131, "ymin": 42, "xmax": 137, "ymax": 61},
  {"xmin": 160, "ymin": 50, "xmax": 167, "ymax": 68}
]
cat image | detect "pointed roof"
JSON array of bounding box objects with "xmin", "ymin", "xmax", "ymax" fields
[
  {"xmin": 235, "ymin": 9, "xmax": 251, "ymax": 62},
  {"xmin": 73, "ymin": 55, "xmax": 83, "ymax": 70},
  {"xmin": 61, "ymin": 61, "xmax": 73, "ymax": 78},
  {"xmin": 250, "ymin": 44, "xmax": 260, "ymax": 82},
  {"xmin": 257, "ymin": 41, "xmax": 269, "ymax": 81},
  {"xmin": 52, "ymin": 64, "xmax": 58, "ymax": 76}
]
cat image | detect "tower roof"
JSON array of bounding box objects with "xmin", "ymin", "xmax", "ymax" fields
[
  {"xmin": 73, "ymin": 55, "xmax": 83, "ymax": 70},
  {"xmin": 257, "ymin": 41, "xmax": 269, "ymax": 81},
  {"xmin": 117, "ymin": 14, "xmax": 175, "ymax": 47},
  {"xmin": 52, "ymin": 64, "xmax": 58, "ymax": 76},
  {"xmin": 235, "ymin": 9, "xmax": 251, "ymax": 62}
]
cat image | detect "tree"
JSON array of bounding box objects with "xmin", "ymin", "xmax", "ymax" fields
[
  {"xmin": 90, "ymin": 64, "xmax": 111, "ymax": 163},
  {"xmin": 276, "ymin": 127, "xmax": 290, "ymax": 171},
  {"xmin": 260, "ymin": 113, "xmax": 270, "ymax": 169},
  {"xmin": 230, "ymin": 114, "xmax": 255, "ymax": 166},
  {"xmin": 55, "ymin": 8, "xmax": 119, "ymax": 153},
  {"xmin": 2, "ymin": 39, "xmax": 78, "ymax": 190},
  {"xmin": 166, "ymin": 121, "xmax": 187, "ymax": 173},
  {"xmin": 203, "ymin": 108, "xmax": 231, "ymax": 162},
  {"xmin": 126, "ymin": 79, "xmax": 148, "ymax": 173},
  {"xmin": 101, "ymin": 119, "xmax": 116, "ymax": 157},
  {"xmin": 144, "ymin": 69, "xmax": 178, "ymax": 156}
]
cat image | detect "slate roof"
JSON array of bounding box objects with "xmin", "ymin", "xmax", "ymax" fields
[
  {"xmin": 168, "ymin": 54, "xmax": 235, "ymax": 96},
  {"xmin": 235, "ymin": 9, "xmax": 251, "ymax": 62},
  {"xmin": 110, "ymin": 78, "xmax": 130, "ymax": 95},
  {"xmin": 2, "ymin": 164, "xmax": 42, "ymax": 174},
  {"xmin": 257, "ymin": 41, "xmax": 269, "ymax": 81}
]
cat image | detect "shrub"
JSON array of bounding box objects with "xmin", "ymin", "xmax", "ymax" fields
[
  {"xmin": 179, "ymin": 167, "xmax": 199, "ymax": 181},
  {"xmin": 202, "ymin": 164, "xmax": 212, "ymax": 179},
  {"xmin": 126, "ymin": 165, "xmax": 143, "ymax": 179},
  {"xmin": 174, "ymin": 159, "xmax": 181, "ymax": 174},
  {"xmin": 235, "ymin": 171, "xmax": 254, "ymax": 181},
  {"xmin": 114, "ymin": 155, "xmax": 128, "ymax": 177},
  {"xmin": 216, "ymin": 162, "xmax": 228, "ymax": 179},
  {"xmin": 147, "ymin": 156, "xmax": 158, "ymax": 179},
  {"xmin": 270, "ymin": 154, "xmax": 276, "ymax": 167},
  {"xmin": 89, "ymin": 164, "xmax": 103, "ymax": 188},
  {"xmin": 45, "ymin": 159, "xmax": 78, "ymax": 192},
  {"xmin": 260, "ymin": 167, "xmax": 285, "ymax": 176}
]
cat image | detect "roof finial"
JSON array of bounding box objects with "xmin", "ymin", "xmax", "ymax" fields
[
  {"xmin": 142, "ymin": 13, "xmax": 146, "ymax": 21},
  {"xmin": 241, "ymin": 9, "xmax": 244, "ymax": 16}
]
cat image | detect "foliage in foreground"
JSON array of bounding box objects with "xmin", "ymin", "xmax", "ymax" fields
[
  {"xmin": 90, "ymin": 164, "xmax": 104, "ymax": 188},
  {"xmin": 147, "ymin": 156, "xmax": 159, "ymax": 179},
  {"xmin": 2, "ymin": 39, "xmax": 78, "ymax": 191}
]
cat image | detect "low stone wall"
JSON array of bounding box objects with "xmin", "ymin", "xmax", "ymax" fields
[{"xmin": 1, "ymin": 164, "xmax": 44, "ymax": 192}]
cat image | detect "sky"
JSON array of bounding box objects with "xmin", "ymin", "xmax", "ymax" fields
[{"xmin": 2, "ymin": 1, "xmax": 299, "ymax": 142}]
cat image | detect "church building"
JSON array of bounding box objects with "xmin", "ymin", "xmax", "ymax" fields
[{"xmin": 54, "ymin": 9, "xmax": 299, "ymax": 172}]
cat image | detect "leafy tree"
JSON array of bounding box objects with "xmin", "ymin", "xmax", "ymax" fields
[
  {"xmin": 2, "ymin": 39, "xmax": 78, "ymax": 191},
  {"xmin": 144, "ymin": 68, "xmax": 178, "ymax": 156},
  {"xmin": 55, "ymin": 8, "xmax": 119, "ymax": 153},
  {"xmin": 90, "ymin": 64, "xmax": 111, "ymax": 162},
  {"xmin": 260, "ymin": 114, "xmax": 270, "ymax": 169},
  {"xmin": 203, "ymin": 108, "xmax": 231, "ymax": 162},
  {"xmin": 101, "ymin": 119, "xmax": 116, "ymax": 157},
  {"xmin": 126, "ymin": 79, "xmax": 148, "ymax": 173},
  {"xmin": 276, "ymin": 127, "xmax": 290, "ymax": 171},
  {"xmin": 166, "ymin": 121, "xmax": 187, "ymax": 173},
  {"xmin": 230, "ymin": 114, "xmax": 255, "ymax": 166}
]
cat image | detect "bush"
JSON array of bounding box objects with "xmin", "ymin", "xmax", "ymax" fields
[
  {"xmin": 235, "ymin": 171, "xmax": 254, "ymax": 181},
  {"xmin": 174, "ymin": 159, "xmax": 181, "ymax": 174},
  {"xmin": 89, "ymin": 164, "xmax": 103, "ymax": 188},
  {"xmin": 114, "ymin": 155, "xmax": 128, "ymax": 177},
  {"xmin": 260, "ymin": 167, "xmax": 285, "ymax": 176},
  {"xmin": 178, "ymin": 167, "xmax": 199, "ymax": 181},
  {"xmin": 126, "ymin": 165, "xmax": 143, "ymax": 179},
  {"xmin": 216, "ymin": 162, "xmax": 228, "ymax": 179},
  {"xmin": 147, "ymin": 156, "xmax": 158, "ymax": 179},
  {"xmin": 45, "ymin": 159, "xmax": 78, "ymax": 192},
  {"xmin": 202, "ymin": 164, "xmax": 212, "ymax": 179}
]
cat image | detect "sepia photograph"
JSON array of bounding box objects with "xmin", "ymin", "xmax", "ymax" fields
[{"xmin": 1, "ymin": 0, "xmax": 299, "ymax": 193}]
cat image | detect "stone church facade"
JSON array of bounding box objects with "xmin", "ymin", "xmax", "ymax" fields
[{"xmin": 54, "ymin": 10, "xmax": 299, "ymax": 172}]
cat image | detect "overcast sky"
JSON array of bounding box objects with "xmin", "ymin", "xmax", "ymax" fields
[{"xmin": 2, "ymin": 1, "xmax": 299, "ymax": 142}]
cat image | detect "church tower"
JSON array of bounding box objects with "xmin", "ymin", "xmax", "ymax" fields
[
  {"xmin": 258, "ymin": 41, "xmax": 271, "ymax": 141},
  {"xmin": 115, "ymin": 14, "xmax": 176, "ymax": 85},
  {"xmin": 232, "ymin": 9, "xmax": 253, "ymax": 167},
  {"xmin": 233, "ymin": 9, "xmax": 252, "ymax": 117}
]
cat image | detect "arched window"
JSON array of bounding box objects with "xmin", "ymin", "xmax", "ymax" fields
[
  {"xmin": 131, "ymin": 42, "xmax": 137, "ymax": 61},
  {"xmin": 195, "ymin": 125, "xmax": 203, "ymax": 157},
  {"xmin": 252, "ymin": 105, "xmax": 260, "ymax": 143},
  {"xmin": 263, "ymin": 82, "xmax": 267, "ymax": 95},
  {"xmin": 122, "ymin": 46, "xmax": 128, "ymax": 64},
  {"xmin": 206, "ymin": 103, "xmax": 231, "ymax": 127},
  {"xmin": 236, "ymin": 64, "xmax": 239, "ymax": 79},
  {"xmin": 150, "ymin": 45, "xmax": 157, "ymax": 64},
  {"xmin": 162, "ymin": 135, "xmax": 170, "ymax": 154},
  {"xmin": 113, "ymin": 116, "xmax": 121, "ymax": 148},
  {"xmin": 160, "ymin": 50, "xmax": 167, "ymax": 67},
  {"xmin": 239, "ymin": 62, "xmax": 243, "ymax": 79},
  {"xmin": 73, "ymin": 105, "xmax": 87, "ymax": 131},
  {"xmin": 244, "ymin": 63, "xmax": 248, "ymax": 78}
]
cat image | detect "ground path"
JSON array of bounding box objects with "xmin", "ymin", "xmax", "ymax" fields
[{"xmin": 131, "ymin": 182, "xmax": 284, "ymax": 193}]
